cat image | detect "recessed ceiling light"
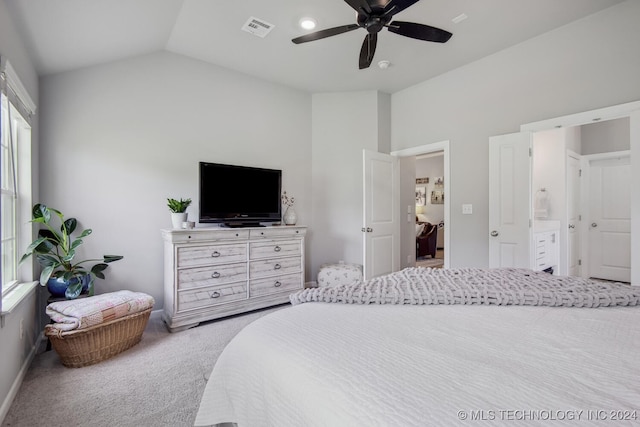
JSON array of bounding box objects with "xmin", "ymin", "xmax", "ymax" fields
[
  {"xmin": 378, "ymin": 60, "xmax": 391, "ymax": 69},
  {"xmin": 299, "ymin": 18, "xmax": 316, "ymax": 30}
]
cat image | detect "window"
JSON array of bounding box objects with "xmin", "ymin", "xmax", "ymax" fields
[
  {"xmin": 0, "ymin": 58, "xmax": 36, "ymax": 315},
  {"xmin": 1, "ymin": 93, "xmax": 28, "ymax": 294}
]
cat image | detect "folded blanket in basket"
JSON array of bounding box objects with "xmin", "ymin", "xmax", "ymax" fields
[{"xmin": 46, "ymin": 290, "xmax": 155, "ymax": 332}]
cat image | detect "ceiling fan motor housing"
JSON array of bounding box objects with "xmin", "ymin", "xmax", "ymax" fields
[{"xmin": 358, "ymin": 14, "xmax": 392, "ymax": 33}]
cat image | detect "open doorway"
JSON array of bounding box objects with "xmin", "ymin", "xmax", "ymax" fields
[
  {"xmin": 415, "ymin": 152, "xmax": 445, "ymax": 268},
  {"xmin": 392, "ymin": 140, "xmax": 450, "ymax": 270},
  {"xmin": 531, "ymin": 118, "xmax": 631, "ymax": 282},
  {"xmin": 522, "ymin": 101, "xmax": 639, "ymax": 284}
]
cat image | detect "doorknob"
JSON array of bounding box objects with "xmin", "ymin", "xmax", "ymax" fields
[
  {"xmin": 361, "ymin": 227, "xmax": 373, "ymax": 233},
  {"xmin": 591, "ymin": 223, "xmax": 598, "ymax": 228},
  {"xmin": 568, "ymin": 224, "xmax": 575, "ymax": 229},
  {"xmin": 490, "ymin": 230, "xmax": 499, "ymax": 237}
]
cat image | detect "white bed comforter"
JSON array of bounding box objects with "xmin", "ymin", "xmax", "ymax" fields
[{"xmin": 195, "ymin": 303, "xmax": 640, "ymax": 426}]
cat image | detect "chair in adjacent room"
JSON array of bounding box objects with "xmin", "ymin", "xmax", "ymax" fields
[{"xmin": 416, "ymin": 221, "xmax": 438, "ymax": 259}]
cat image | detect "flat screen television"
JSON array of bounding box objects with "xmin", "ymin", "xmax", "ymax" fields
[{"xmin": 199, "ymin": 162, "xmax": 282, "ymax": 227}]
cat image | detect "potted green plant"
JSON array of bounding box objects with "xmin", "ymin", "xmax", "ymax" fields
[
  {"xmin": 20, "ymin": 204, "xmax": 123, "ymax": 299},
  {"xmin": 167, "ymin": 197, "xmax": 192, "ymax": 229}
]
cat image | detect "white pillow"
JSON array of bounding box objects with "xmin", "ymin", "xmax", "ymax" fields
[{"xmin": 415, "ymin": 223, "xmax": 425, "ymax": 237}]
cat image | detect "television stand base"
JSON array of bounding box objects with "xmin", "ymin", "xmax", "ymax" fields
[{"xmin": 223, "ymin": 222, "xmax": 265, "ymax": 228}]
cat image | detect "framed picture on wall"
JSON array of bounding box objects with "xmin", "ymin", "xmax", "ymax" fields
[
  {"xmin": 431, "ymin": 190, "xmax": 444, "ymax": 204},
  {"xmin": 416, "ymin": 177, "xmax": 429, "ymax": 184},
  {"xmin": 416, "ymin": 186, "xmax": 427, "ymax": 206},
  {"xmin": 434, "ymin": 177, "xmax": 444, "ymax": 187}
]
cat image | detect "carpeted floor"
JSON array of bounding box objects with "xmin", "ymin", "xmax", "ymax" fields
[
  {"xmin": 2, "ymin": 305, "xmax": 285, "ymax": 427},
  {"xmin": 416, "ymin": 248, "xmax": 444, "ymax": 269}
]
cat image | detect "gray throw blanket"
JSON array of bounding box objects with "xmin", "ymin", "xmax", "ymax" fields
[{"xmin": 290, "ymin": 268, "xmax": 640, "ymax": 308}]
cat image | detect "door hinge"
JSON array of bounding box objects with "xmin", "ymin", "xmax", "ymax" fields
[
  {"xmin": 578, "ymin": 259, "xmax": 582, "ymax": 266},
  {"xmin": 529, "ymin": 148, "xmax": 532, "ymax": 157},
  {"xmin": 579, "ymin": 214, "xmax": 582, "ymax": 221},
  {"xmin": 579, "ymin": 169, "xmax": 582, "ymax": 177}
]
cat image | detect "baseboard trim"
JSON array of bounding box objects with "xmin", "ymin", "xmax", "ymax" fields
[{"xmin": 0, "ymin": 333, "xmax": 43, "ymax": 424}]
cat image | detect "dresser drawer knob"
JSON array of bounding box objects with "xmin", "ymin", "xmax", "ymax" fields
[
  {"xmin": 210, "ymin": 291, "xmax": 221, "ymax": 298},
  {"xmin": 274, "ymin": 281, "xmax": 282, "ymax": 288},
  {"xmin": 211, "ymin": 251, "xmax": 221, "ymax": 258},
  {"xmin": 274, "ymin": 263, "xmax": 281, "ymax": 270},
  {"xmin": 211, "ymin": 272, "xmax": 221, "ymax": 279},
  {"xmin": 274, "ymin": 245, "xmax": 281, "ymax": 252}
]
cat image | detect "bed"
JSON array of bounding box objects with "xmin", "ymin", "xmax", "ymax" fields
[{"xmin": 195, "ymin": 268, "xmax": 640, "ymax": 426}]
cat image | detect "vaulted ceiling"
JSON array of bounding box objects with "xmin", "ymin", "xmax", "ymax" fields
[{"xmin": 6, "ymin": 0, "xmax": 624, "ymax": 93}]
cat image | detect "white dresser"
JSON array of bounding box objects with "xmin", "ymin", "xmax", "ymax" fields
[
  {"xmin": 162, "ymin": 226, "xmax": 306, "ymax": 332},
  {"xmin": 533, "ymin": 221, "xmax": 560, "ymax": 275}
]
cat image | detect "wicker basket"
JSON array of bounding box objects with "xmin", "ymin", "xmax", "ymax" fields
[{"xmin": 45, "ymin": 308, "xmax": 152, "ymax": 368}]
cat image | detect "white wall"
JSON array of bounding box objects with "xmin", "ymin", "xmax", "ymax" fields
[
  {"xmin": 391, "ymin": 0, "xmax": 640, "ymax": 268},
  {"xmin": 39, "ymin": 51, "xmax": 311, "ymax": 307},
  {"xmin": 532, "ymin": 129, "xmax": 566, "ymax": 222},
  {"xmin": 0, "ymin": 0, "xmax": 40, "ymax": 421},
  {"xmin": 310, "ymin": 91, "xmax": 389, "ymax": 280},
  {"xmin": 582, "ymin": 117, "xmax": 630, "ymax": 155}
]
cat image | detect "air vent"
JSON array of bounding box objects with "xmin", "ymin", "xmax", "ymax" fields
[{"xmin": 241, "ymin": 16, "xmax": 275, "ymax": 38}]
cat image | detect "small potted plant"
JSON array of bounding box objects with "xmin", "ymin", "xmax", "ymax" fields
[
  {"xmin": 167, "ymin": 197, "xmax": 192, "ymax": 229},
  {"xmin": 20, "ymin": 204, "xmax": 123, "ymax": 299}
]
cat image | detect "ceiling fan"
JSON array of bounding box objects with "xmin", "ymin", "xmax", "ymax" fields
[{"xmin": 292, "ymin": 0, "xmax": 453, "ymax": 70}]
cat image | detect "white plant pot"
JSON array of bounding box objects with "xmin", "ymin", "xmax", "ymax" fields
[{"xmin": 171, "ymin": 212, "xmax": 188, "ymax": 229}]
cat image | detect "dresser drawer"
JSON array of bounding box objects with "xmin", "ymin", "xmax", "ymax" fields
[
  {"xmin": 250, "ymin": 273, "xmax": 302, "ymax": 298},
  {"xmin": 177, "ymin": 283, "xmax": 247, "ymax": 312},
  {"xmin": 249, "ymin": 240, "xmax": 301, "ymax": 260},
  {"xmin": 177, "ymin": 263, "xmax": 247, "ymax": 290},
  {"xmin": 249, "ymin": 227, "xmax": 305, "ymax": 239},
  {"xmin": 177, "ymin": 243, "xmax": 247, "ymax": 267},
  {"xmin": 250, "ymin": 257, "xmax": 301, "ymax": 278},
  {"xmin": 164, "ymin": 228, "xmax": 250, "ymax": 243}
]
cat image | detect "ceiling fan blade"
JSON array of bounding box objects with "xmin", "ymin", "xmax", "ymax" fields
[
  {"xmin": 383, "ymin": 0, "xmax": 419, "ymax": 17},
  {"xmin": 359, "ymin": 33, "xmax": 378, "ymax": 69},
  {"xmin": 387, "ymin": 21, "xmax": 452, "ymax": 43},
  {"xmin": 292, "ymin": 24, "xmax": 360, "ymax": 44}
]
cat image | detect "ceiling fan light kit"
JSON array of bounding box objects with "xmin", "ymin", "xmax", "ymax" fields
[{"xmin": 291, "ymin": 0, "xmax": 452, "ymax": 70}]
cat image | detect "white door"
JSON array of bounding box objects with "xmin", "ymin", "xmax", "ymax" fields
[
  {"xmin": 588, "ymin": 155, "xmax": 631, "ymax": 282},
  {"xmin": 489, "ymin": 132, "xmax": 532, "ymax": 268},
  {"xmin": 567, "ymin": 153, "xmax": 581, "ymax": 276},
  {"xmin": 362, "ymin": 150, "xmax": 400, "ymax": 280}
]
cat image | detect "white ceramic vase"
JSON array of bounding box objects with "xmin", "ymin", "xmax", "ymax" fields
[
  {"xmin": 171, "ymin": 212, "xmax": 187, "ymax": 229},
  {"xmin": 283, "ymin": 206, "xmax": 297, "ymax": 226}
]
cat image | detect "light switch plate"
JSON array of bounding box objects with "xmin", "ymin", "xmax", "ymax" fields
[{"xmin": 462, "ymin": 204, "xmax": 473, "ymax": 215}]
